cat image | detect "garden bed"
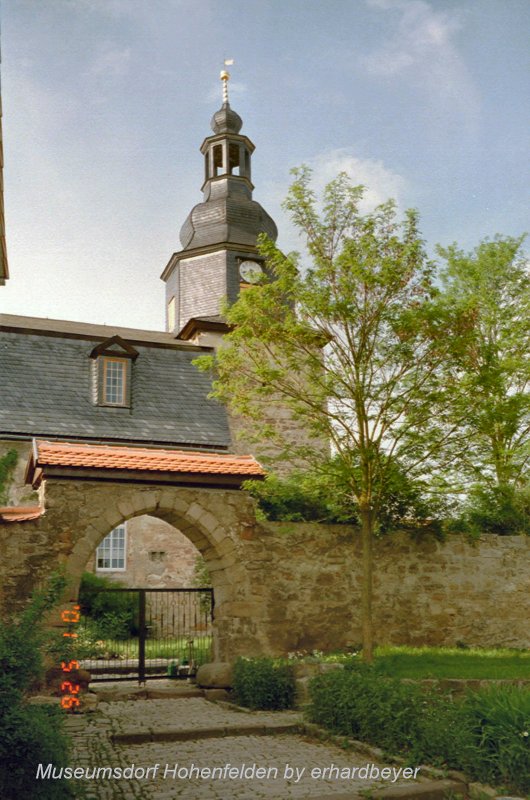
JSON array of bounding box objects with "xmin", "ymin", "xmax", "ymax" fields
[{"xmin": 307, "ymin": 667, "xmax": 530, "ymax": 796}]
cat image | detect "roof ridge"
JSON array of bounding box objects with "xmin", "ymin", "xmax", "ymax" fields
[{"xmin": 37, "ymin": 440, "xmax": 252, "ymax": 459}]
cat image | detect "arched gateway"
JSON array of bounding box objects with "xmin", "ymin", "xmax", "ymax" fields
[{"xmin": 0, "ymin": 440, "xmax": 271, "ymax": 661}]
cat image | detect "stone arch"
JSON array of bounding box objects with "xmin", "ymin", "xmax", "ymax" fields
[{"xmin": 57, "ymin": 481, "xmax": 261, "ymax": 661}]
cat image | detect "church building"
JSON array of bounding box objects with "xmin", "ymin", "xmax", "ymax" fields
[{"xmin": 0, "ymin": 72, "xmax": 274, "ymax": 587}]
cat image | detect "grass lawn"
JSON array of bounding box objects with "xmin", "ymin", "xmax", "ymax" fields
[
  {"xmin": 367, "ymin": 645, "xmax": 530, "ymax": 680},
  {"xmin": 78, "ymin": 632, "xmax": 212, "ymax": 663}
]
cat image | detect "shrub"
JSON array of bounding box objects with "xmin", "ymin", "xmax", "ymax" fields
[
  {"xmin": 0, "ymin": 573, "xmax": 75, "ymax": 799},
  {"xmin": 308, "ymin": 667, "xmax": 427, "ymax": 754},
  {"xmin": 192, "ymin": 556, "xmax": 213, "ymax": 616},
  {"xmin": 452, "ymin": 483, "xmax": 530, "ymax": 536},
  {"xmin": 78, "ymin": 571, "xmax": 138, "ymax": 635},
  {"xmin": 244, "ymin": 472, "xmax": 357, "ymax": 524},
  {"xmin": 461, "ymin": 686, "xmax": 530, "ymax": 790},
  {"xmin": 92, "ymin": 610, "xmax": 132, "ymax": 640},
  {"xmin": 244, "ymin": 456, "xmax": 446, "ymax": 533},
  {"xmin": 0, "ymin": 572, "xmax": 68, "ymax": 691},
  {"xmin": 232, "ymin": 657, "xmax": 296, "ymax": 710},
  {"xmin": 0, "ymin": 697, "xmax": 73, "ymax": 799},
  {"xmin": 307, "ymin": 669, "xmax": 530, "ymax": 794},
  {"xmin": 192, "ymin": 555, "xmax": 212, "ymax": 587}
]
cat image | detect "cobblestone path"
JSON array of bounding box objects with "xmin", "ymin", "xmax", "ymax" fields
[{"xmin": 63, "ymin": 697, "xmax": 424, "ymax": 800}]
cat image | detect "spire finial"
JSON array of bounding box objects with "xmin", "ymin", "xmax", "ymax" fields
[{"xmin": 220, "ymin": 58, "xmax": 234, "ymax": 104}]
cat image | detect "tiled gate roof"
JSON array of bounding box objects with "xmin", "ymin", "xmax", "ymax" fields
[{"xmin": 26, "ymin": 439, "xmax": 264, "ymax": 488}]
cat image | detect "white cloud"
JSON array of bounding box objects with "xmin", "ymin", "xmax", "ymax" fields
[
  {"xmin": 363, "ymin": 0, "xmax": 479, "ymax": 123},
  {"xmin": 263, "ymin": 149, "xmax": 408, "ymax": 256},
  {"xmin": 309, "ymin": 149, "xmax": 407, "ymax": 211}
]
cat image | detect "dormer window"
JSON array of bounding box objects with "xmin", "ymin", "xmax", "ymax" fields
[
  {"xmin": 102, "ymin": 357, "xmax": 127, "ymax": 405},
  {"xmin": 89, "ymin": 335, "xmax": 139, "ymax": 408}
]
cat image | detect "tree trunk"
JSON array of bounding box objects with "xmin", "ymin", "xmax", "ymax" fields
[{"xmin": 360, "ymin": 505, "xmax": 374, "ymax": 664}]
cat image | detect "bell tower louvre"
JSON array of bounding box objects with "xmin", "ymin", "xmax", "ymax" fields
[{"xmin": 161, "ymin": 67, "xmax": 277, "ymax": 342}]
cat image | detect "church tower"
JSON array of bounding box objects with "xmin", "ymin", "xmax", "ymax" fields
[{"xmin": 161, "ymin": 69, "xmax": 277, "ymax": 341}]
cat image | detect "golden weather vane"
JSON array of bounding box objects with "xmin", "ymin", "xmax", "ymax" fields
[{"xmin": 220, "ymin": 58, "xmax": 234, "ymax": 104}]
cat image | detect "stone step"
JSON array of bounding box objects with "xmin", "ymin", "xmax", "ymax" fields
[
  {"xmin": 300, "ymin": 779, "xmax": 468, "ymax": 800},
  {"xmin": 92, "ymin": 680, "xmax": 204, "ymax": 702},
  {"xmin": 112, "ymin": 720, "xmax": 300, "ymax": 744}
]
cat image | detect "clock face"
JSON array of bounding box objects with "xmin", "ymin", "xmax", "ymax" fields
[{"xmin": 239, "ymin": 260, "xmax": 264, "ymax": 284}]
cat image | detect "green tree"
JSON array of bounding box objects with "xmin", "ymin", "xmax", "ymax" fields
[
  {"xmin": 244, "ymin": 456, "xmax": 445, "ymax": 532},
  {"xmin": 438, "ymin": 236, "xmax": 530, "ymax": 490},
  {"xmin": 197, "ymin": 168, "xmax": 456, "ymax": 662}
]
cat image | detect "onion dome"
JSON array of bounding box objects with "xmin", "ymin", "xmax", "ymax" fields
[{"xmin": 211, "ymin": 102, "xmax": 242, "ymax": 135}]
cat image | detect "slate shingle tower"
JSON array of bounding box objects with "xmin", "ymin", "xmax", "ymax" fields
[{"xmin": 161, "ymin": 69, "xmax": 277, "ymax": 340}]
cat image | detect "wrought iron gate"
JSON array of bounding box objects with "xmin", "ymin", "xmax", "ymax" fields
[{"xmin": 79, "ymin": 587, "xmax": 214, "ymax": 683}]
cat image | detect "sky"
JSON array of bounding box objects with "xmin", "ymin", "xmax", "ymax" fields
[{"xmin": 1, "ymin": 0, "xmax": 529, "ymax": 331}]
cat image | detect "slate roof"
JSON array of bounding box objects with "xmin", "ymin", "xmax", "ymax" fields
[
  {"xmin": 0, "ymin": 314, "xmax": 231, "ymax": 449},
  {"xmin": 0, "ymin": 314, "xmax": 190, "ymax": 346},
  {"xmin": 29, "ymin": 440, "xmax": 263, "ymax": 478},
  {"xmin": 179, "ymin": 184, "xmax": 278, "ymax": 252},
  {"xmin": 211, "ymin": 102, "xmax": 243, "ymax": 135},
  {"xmin": 178, "ymin": 314, "xmax": 230, "ymax": 341}
]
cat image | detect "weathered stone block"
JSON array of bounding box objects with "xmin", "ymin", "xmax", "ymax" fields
[
  {"xmin": 224, "ymin": 601, "xmax": 265, "ymax": 618},
  {"xmin": 27, "ymin": 695, "xmax": 62, "ymax": 707},
  {"xmin": 319, "ymin": 662, "xmax": 344, "ymax": 674},
  {"xmin": 292, "ymin": 663, "xmax": 321, "ymax": 679},
  {"xmin": 198, "ymin": 511, "xmax": 218, "ymax": 534},
  {"xmin": 116, "ymin": 499, "xmax": 136, "ymax": 519},
  {"xmin": 187, "ymin": 502, "xmax": 205, "ymax": 521},
  {"xmin": 196, "ymin": 662, "xmax": 233, "ymax": 688},
  {"xmin": 130, "ymin": 492, "xmax": 150, "ymax": 514},
  {"xmin": 211, "ymin": 536, "xmax": 235, "ymax": 557},
  {"xmin": 294, "ymin": 676, "xmax": 311, "ymax": 706},
  {"xmin": 102, "ymin": 505, "xmax": 122, "ymax": 525},
  {"xmin": 171, "ymin": 496, "xmax": 191, "ymax": 515},
  {"xmin": 79, "ymin": 692, "xmax": 99, "ymax": 713}
]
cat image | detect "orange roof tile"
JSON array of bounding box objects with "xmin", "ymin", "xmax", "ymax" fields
[
  {"xmin": 32, "ymin": 440, "xmax": 264, "ymax": 478},
  {"xmin": 0, "ymin": 506, "xmax": 44, "ymax": 523}
]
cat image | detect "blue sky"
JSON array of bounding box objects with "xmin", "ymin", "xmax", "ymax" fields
[{"xmin": 1, "ymin": 0, "xmax": 529, "ymax": 330}]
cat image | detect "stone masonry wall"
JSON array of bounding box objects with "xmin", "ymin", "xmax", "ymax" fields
[
  {"xmin": 1, "ymin": 475, "xmax": 528, "ymax": 656},
  {"xmin": 258, "ymin": 522, "xmax": 530, "ymax": 651}
]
